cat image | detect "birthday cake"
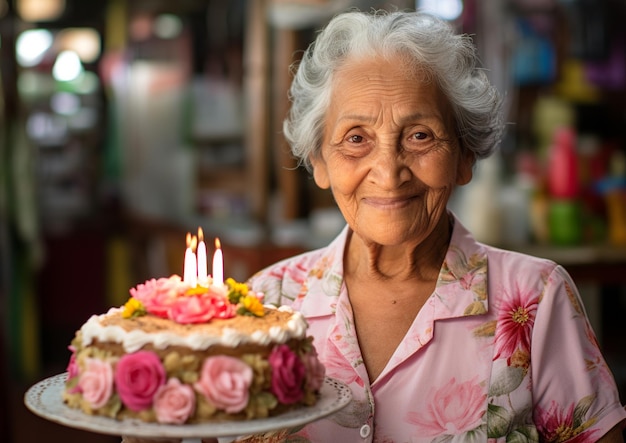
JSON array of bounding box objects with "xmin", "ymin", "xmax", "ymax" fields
[{"xmin": 62, "ymin": 234, "xmax": 325, "ymax": 425}]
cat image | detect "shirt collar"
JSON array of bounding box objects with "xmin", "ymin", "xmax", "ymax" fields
[
  {"xmin": 299, "ymin": 214, "xmax": 489, "ymax": 320},
  {"xmin": 433, "ymin": 215, "xmax": 489, "ymax": 319}
]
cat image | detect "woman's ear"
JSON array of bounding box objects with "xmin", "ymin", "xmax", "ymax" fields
[
  {"xmin": 310, "ymin": 154, "xmax": 331, "ymax": 189},
  {"xmin": 456, "ymin": 148, "xmax": 475, "ymax": 186}
]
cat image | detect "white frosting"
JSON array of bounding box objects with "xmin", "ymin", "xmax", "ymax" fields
[{"xmin": 80, "ymin": 305, "xmax": 309, "ymax": 353}]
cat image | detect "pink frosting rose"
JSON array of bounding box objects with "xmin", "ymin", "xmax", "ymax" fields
[
  {"xmin": 169, "ymin": 293, "xmax": 235, "ymax": 324},
  {"xmin": 115, "ymin": 351, "xmax": 166, "ymax": 411},
  {"xmin": 78, "ymin": 358, "xmax": 114, "ymax": 409},
  {"xmin": 302, "ymin": 349, "xmax": 326, "ymax": 391},
  {"xmin": 130, "ymin": 276, "xmax": 189, "ymax": 318},
  {"xmin": 66, "ymin": 345, "xmax": 79, "ymax": 380},
  {"xmin": 194, "ymin": 356, "xmax": 253, "ymax": 413},
  {"xmin": 153, "ymin": 378, "xmax": 196, "ymax": 424},
  {"xmin": 206, "ymin": 288, "xmax": 237, "ymax": 319},
  {"xmin": 269, "ymin": 345, "xmax": 306, "ymax": 404}
]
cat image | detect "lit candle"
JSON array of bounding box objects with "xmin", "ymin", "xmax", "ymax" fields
[
  {"xmin": 197, "ymin": 227, "xmax": 208, "ymax": 286},
  {"xmin": 183, "ymin": 232, "xmax": 197, "ymax": 287},
  {"xmin": 212, "ymin": 238, "xmax": 223, "ymax": 286}
]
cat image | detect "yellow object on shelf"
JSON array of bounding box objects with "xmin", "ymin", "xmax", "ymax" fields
[
  {"xmin": 605, "ymin": 190, "xmax": 626, "ymax": 246},
  {"xmin": 554, "ymin": 59, "xmax": 600, "ymax": 103}
]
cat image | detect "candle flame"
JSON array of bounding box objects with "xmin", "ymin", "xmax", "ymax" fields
[
  {"xmin": 198, "ymin": 227, "xmax": 204, "ymax": 242},
  {"xmin": 215, "ymin": 238, "xmax": 221, "ymax": 249},
  {"xmin": 185, "ymin": 232, "xmax": 198, "ymax": 251}
]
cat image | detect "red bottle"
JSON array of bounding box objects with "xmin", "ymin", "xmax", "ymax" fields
[
  {"xmin": 546, "ymin": 126, "xmax": 582, "ymax": 245},
  {"xmin": 547, "ymin": 127, "xmax": 579, "ymax": 199}
]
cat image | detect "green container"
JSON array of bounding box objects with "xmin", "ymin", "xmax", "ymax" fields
[{"xmin": 548, "ymin": 200, "xmax": 582, "ymax": 246}]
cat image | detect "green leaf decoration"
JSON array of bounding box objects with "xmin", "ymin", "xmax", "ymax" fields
[
  {"xmin": 324, "ymin": 274, "xmax": 343, "ymax": 297},
  {"xmin": 506, "ymin": 429, "xmax": 532, "ymax": 443},
  {"xmin": 236, "ymin": 306, "xmax": 255, "ymax": 316},
  {"xmin": 464, "ymin": 300, "xmax": 487, "ymax": 315},
  {"xmin": 487, "ymin": 403, "xmax": 514, "ymax": 438},
  {"xmin": 105, "ymin": 395, "xmax": 122, "ymax": 418},
  {"xmin": 573, "ymin": 394, "xmax": 596, "ymax": 428},
  {"xmin": 462, "ymin": 425, "xmax": 488, "ymax": 443},
  {"xmin": 228, "ymin": 289, "xmax": 242, "ymax": 304},
  {"xmin": 506, "ymin": 424, "xmax": 539, "ymax": 443},
  {"xmin": 196, "ymin": 393, "xmax": 218, "ymax": 417},
  {"xmin": 242, "ymin": 353, "xmax": 271, "ymax": 392},
  {"xmin": 489, "ymin": 366, "xmax": 525, "ymax": 397},
  {"xmin": 245, "ymin": 391, "xmax": 278, "ymax": 418},
  {"xmin": 473, "ymin": 320, "xmax": 497, "ymax": 337}
]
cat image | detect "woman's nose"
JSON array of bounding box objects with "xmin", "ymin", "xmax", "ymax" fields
[{"xmin": 368, "ymin": 143, "xmax": 412, "ymax": 189}]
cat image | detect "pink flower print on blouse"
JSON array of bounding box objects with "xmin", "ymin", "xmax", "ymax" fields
[
  {"xmin": 261, "ymin": 260, "xmax": 309, "ymax": 305},
  {"xmin": 493, "ymin": 283, "xmax": 539, "ymax": 363},
  {"xmin": 406, "ymin": 377, "xmax": 486, "ymax": 438},
  {"xmin": 287, "ymin": 261, "xmax": 311, "ymax": 296},
  {"xmin": 322, "ymin": 333, "xmax": 364, "ymax": 388},
  {"xmin": 535, "ymin": 398, "xmax": 601, "ymax": 442},
  {"xmin": 267, "ymin": 260, "xmax": 308, "ymax": 286},
  {"xmin": 440, "ymin": 248, "xmax": 487, "ymax": 293},
  {"xmin": 308, "ymin": 255, "xmax": 332, "ymax": 280},
  {"xmin": 267, "ymin": 262, "xmax": 289, "ymax": 280},
  {"xmin": 437, "ymin": 248, "xmax": 488, "ymax": 315}
]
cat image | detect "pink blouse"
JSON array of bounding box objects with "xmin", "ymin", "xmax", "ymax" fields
[{"xmin": 248, "ymin": 216, "xmax": 626, "ymax": 442}]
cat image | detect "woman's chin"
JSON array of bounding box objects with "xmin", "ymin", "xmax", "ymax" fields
[{"xmin": 353, "ymin": 226, "xmax": 427, "ymax": 247}]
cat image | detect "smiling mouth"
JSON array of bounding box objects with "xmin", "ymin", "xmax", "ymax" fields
[{"xmin": 363, "ymin": 196, "xmax": 419, "ymax": 209}]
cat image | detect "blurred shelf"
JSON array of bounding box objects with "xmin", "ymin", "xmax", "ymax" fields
[
  {"xmin": 511, "ymin": 243, "xmax": 626, "ymax": 265},
  {"xmin": 507, "ymin": 243, "xmax": 626, "ymax": 284}
]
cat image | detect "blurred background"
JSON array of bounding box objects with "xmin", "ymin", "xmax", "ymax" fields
[{"xmin": 1, "ymin": 0, "xmax": 625, "ymax": 441}]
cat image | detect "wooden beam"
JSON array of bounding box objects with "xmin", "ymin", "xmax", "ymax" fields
[
  {"xmin": 272, "ymin": 27, "xmax": 300, "ymax": 220},
  {"xmin": 243, "ymin": 0, "xmax": 270, "ymax": 222}
]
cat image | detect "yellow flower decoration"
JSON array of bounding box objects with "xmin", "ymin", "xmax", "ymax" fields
[
  {"xmin": 227, "ymin": 277, "xmax": 248, "ymax": 294},
  {"xmin": 239, "ymin": 295, "xmax": 265, "ymax": 317},
  {"xmin": 122, "ymin": 297, "xmax": 146, "ymax": 319},
  {"xmin": 226, "ymin": 277, "xmax": 249, "ymax": 304},
  {"xmin": 186, "ymin": 285, "xmax": 209, "ymax": 296}
]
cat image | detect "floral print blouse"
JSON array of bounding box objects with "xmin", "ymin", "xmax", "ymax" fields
[{"xmin": 248, "ymin": 215, "xmax": 626, "ymax": 443}]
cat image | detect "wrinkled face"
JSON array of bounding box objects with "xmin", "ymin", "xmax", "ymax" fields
[{"xmin": 311, "ymin": 56, "xmax": 473, "ymax": 246}]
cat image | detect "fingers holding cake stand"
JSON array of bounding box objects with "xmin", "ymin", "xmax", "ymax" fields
[{"xmin": 24, "ymin": 373, "xmax": 352, "ymax": 439}]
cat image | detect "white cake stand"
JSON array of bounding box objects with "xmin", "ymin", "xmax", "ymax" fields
[{"xmin": 25, "ymin": 373, "xmax": 352, "ymax": 439}]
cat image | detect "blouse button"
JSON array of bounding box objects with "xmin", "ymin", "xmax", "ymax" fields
[{"xmin": 360, "ymin": 423, "xmax": 372, "ymax": 438}]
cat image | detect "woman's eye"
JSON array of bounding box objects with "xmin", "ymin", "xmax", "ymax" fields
[
  {"xmin": 404, "ymin": 130, "xmax": 437, "ymax": 153},
  {"xmin": 347, "ymin": 134, "xmax": 364, "ymax": 143}
]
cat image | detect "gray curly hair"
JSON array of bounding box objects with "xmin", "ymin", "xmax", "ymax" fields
[{"xmin": 283, "ymin": 9, "xmax": 504, "ymax": 171}]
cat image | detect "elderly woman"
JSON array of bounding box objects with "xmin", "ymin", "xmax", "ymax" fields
[
  {"xmin": 246, "ymin": 9, "xmax": 626, "ymax": 443},
  {"xmin": 126, "ymin": 9, "xmax": 626, "ymax": 443}
]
